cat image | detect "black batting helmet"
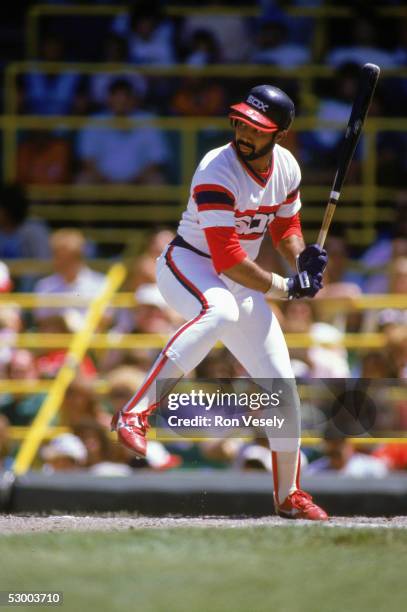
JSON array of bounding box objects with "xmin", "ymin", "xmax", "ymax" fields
[{"xmin": 230, "ymin": 84, "xmax": 295, "ymax": 133}]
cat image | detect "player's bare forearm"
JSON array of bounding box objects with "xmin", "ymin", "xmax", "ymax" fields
[
  {"xmin": 277, "ymin": 234, "xmax": 306, "ymax": 270},
  {"xmin": 222, "ymin": 257, "xmax": 272, "ymax": 293}
]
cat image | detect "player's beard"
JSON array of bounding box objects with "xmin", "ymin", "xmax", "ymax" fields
[{"xmin": 235, "ymin": 134, "xmax": 277, "ymax": 161}]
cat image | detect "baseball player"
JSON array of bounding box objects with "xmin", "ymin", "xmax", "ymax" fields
[{"xmin": 112, "ymin": 85, "xmax": 329, "ymax": 520}]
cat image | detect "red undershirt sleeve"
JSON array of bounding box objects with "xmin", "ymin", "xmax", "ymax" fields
[
  {"xmin": 204, "ymin": 226, "xmax": 247, "ymax": 274},
  {"xmin": 268, "ymin": 212, "xmax": 303, "ymax": 248}
]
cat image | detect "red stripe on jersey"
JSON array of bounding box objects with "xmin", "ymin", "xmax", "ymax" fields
[
  {"xmin": 198, "ymin": 203, "xmax": 235, "ymax": 212},
  {"xmin": 193, "ymin": 183, "xmax": 235, "ymax": 202},
  {"xmin": 268, "ymin": 212, "xmax": 303, "ymax": 247},
  {"xmin": 238, "ymin": 233, "xmax": 265, "ymax": 241},
  {"xmin": 281, "ymin": 189, "xmax": 300, "ymax": 205},
  {"xmin": 204, "ymin": 226, "xmax": 247, "ymax": 273},
  {"xmin": 235, "ymin": 205, "xmax": 279, "ymax": 217}
]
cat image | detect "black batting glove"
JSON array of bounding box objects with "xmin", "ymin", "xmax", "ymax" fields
[
  {"xmin": 287, "ymin": 270, "xmax": 324, "ymax": 299},
  {"xmin": 297, "ymin": 244, "xmax": 328, "ymax": 276}
]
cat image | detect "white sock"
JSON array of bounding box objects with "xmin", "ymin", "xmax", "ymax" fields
[{"xmin": 272, "ymin": 450, "xmax": 300, "ymax": 504}]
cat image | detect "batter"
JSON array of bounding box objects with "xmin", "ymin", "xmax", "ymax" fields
[{"xmin": 112, "ymin": 84, "xmax": 329, "ymax": 520}]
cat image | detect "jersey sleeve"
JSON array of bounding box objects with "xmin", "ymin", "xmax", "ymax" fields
[
  {"xmin": 191, "ymin": 154, "xmax": 238, "ymax": 229},
  {"xmin": 276, "ymin": 151, "xmax": 302, "ymax": 218},
  {"xmin": 191, "ymin": 153, "xmax": 247, "ymax": 272},
  {"xmin": 269, "ymin": 151, "xmax": 303, "ymax": 246}
]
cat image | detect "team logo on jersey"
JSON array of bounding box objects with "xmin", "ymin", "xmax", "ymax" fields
[
  {"xmin": 235, "ymin": 212, "xmax": 275, "ymax": 236},
  {"xmin": 247, "ymin": 95, "xmax": 269, "ymax": 112}
]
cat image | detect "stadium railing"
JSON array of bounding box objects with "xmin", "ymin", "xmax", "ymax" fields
[
  {"xmin": 10, "ymin": 262, "xmax": 127, "ymax": 475},
  {"xmin": 25, "ymin": 3, "xmax": 407, "ymax": 63},
  {"xmin": 3, "ymin": 60, "xmax": 407, "ymax": 247},
  {"xmin": 3, "ymin": 288, "xmax": 405, "ymax": 469}
]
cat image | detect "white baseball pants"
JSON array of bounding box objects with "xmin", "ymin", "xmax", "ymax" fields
[{"xmin": 123, "ymin": 243, "xmax": 301, "ymax": 452}]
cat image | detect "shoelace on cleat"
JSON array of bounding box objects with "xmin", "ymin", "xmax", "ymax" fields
[
  {"xmin": 124, "ymin": 412, "xmax": 150, "ymax": 432},
  {"xmin": 289, "ymin": 490, "xmax": 315, "ymax": 511}
]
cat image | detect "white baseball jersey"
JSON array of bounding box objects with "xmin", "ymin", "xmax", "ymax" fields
[{"xmin": 178, "ymin": 141, "xmax": 302, "ymax": 262}]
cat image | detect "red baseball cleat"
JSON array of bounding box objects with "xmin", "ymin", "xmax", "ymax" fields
[
  {"xmin": 275, "ymin": 489, "xmax": 329, "ymax": 521},
  {"xmin": 111, "ymin": 410, "xmax": 149, "ymax": 458}
]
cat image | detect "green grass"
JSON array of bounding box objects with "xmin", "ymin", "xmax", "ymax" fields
[{"xmin": 1, "ymin": 527, "xmax": 406, "ymax": 612}]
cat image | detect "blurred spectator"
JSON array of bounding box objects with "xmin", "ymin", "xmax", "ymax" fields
[
  {"xmin": 133, "ymin": 284, "xmax": 176, "ymax": 334},
  {"xmin": 170, "ymin": 78, "xmax": 226, "ymax": 117},
  {"xmin": 41, "ymin": 433, "xmax": 87, "ymax": 472},
  {"xmin": 112, "ymin": 0, "xmax": 175, "ymax": 65},
  {"xmin": 233, "ymin": 441, "xmax": 272, "ymax": 471},
  {"xmin": 363, "ymin": 257, "xmax": 407, "ymax": 332},
  {"xmin": 0, "ymin": 415, "xmax": 13, "ymax": 470},
  {"xmin": 36, "ymin": 315, "xmax": 98, "ymax": 380},
  {"xmin": 307, "ymin": 425, "xmax": 388, "ymax": 477},
  {"xmin": 384, "ymin": 326, "xmax": 407, "ymax": 380},
  {"xmin": 282, "ymin": 300, "xmax": 350, "ymax": 378},
  {"xmin": 314, "ymin": 235, "xmax": 363, "ymax": 332},
  {"xmin": 183, "ymin": 29, "xmax": 221, "ymax": 65},
  {"xmin": 124, "ymin": 228, "xmax": 175, "ymax": 297},
  {"xmin": 360, "ymin": 197, "xmax": 407, "ymax": 294},
  {"xmin": 89, "ymin": 33, "xmax": 147, "ymax": 108},
  {"xmin": 59, "ymin": 376, "xmax": 110, "ymax": 429},
  {"xmin": 0, "ymin": 261, "xmax": 12, "ymax": 292},
  {"xmin": 0, "ymin": 304, "xmax": 22, "ymax": 376},
  {"xmin": 320, "ymin": 236, "xmax": 363, "ymax": 289},
  {"xmin": 326, "ymin": 18, "xmax": 395, "ymax": 68},
  {"xmin": 373, "ymin": 443, "xmax": 407, "ymax": 471},
  {"xmin": 360, "ymin": 351, "xmax": 395, "ymax": 379},
  {"xmin": 250, "ymin": 18, "xmax": 310, "ymax": 67},
  {"xmin": 24, "ymin": 33, "xmax": 80, "ymax": 115},
  {"xmin": 300, "ymin": 63, "xmax": 361, "ymax": 177},
  {"xmin": 106, "ymin": 365, "xmax": 147, "ymax": 416},
  {"xmin": 17, "ymin": 131, "xmax": 72, "ymax": 185},
  {"xmin": 0, "ymin": 350, "xmax": 45, "ymax": 425},
  {"xmin": 73, "ymin": 419, "xmax": 114, "ymax": 467},
  {"xmin": 73, "ymin": 419, "xmax": 133, "ymax": 476},
  {"xmin": 77, "ymin": 78, "xmax": 168, "ymax": 184},
  {"xmin": 195, "ymin": 348, "xmax": 241, "ymax": 379},
  {"xmin": 105, "ymin": 283, "xmax": 176, "ymax": 371},
  {"xmin": 181, "ymin": 10, "xmax": 251, "ymax": 62},
  {"xmin": 34, "ymin": 229, "xmax": 106, "ymax": 328},
  {"xmin": 146, "ymin": 228, "xmax": 175, "ymax": 260},
  {"xmin": 0, "ymin": 184, "xmax": 50, "ymax": 259},
  {"xmin": 393, "ymin": 20, "xmax": 407, "ymax": 67}
]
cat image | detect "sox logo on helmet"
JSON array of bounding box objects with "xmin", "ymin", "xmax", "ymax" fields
[{"xmin": 247, "ymin": 95, "xmax": 269, "ymax": 112}]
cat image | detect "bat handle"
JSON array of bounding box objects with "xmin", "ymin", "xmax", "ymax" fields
[{"xmin": 317, "ymin": 192, "xmax": 340, "ymax": 248}]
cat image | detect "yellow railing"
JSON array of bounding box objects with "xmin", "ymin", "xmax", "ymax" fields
[
  {"xmin": 12, "ymin": 262, "xmax": 127, "ymax": 475},
  {"xmin": 1, "ymin": 292, "xmax": 406, "ymax": 311},
  {"xmin": 0, "ymin": 332, "xmax": 393, "ymax": 351},
  {"xmin": 25, "ymin": 4, "xmax": 407, "ymax": 61},
  {"xmin": 7, "ymin": 427, "xmax": 407, "ymax": 447},
  {"xmin": 6, "ymin": 61, "xmax": 407, "ymax": 116},
  {"xmin": 2, "ymin": 107, "xmax": 406, "ymax": 245}
]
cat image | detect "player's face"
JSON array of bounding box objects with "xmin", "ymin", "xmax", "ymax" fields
[{"xmin": 234, "ymin": 120, "xmax": 276, "ymax": 160}]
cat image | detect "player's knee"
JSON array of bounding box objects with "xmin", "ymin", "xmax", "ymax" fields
[{"xmin": 208, "ymin": 298, "xmax": 239, "ymax": 328}]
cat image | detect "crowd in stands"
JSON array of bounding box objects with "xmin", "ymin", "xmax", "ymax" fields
[
  {"xmin": 4, "ymin": 2, "xmax": 404, "ymax": 189},
  {"xmin": 0, "ymin": 2, "xmax": 406, "ymax": 477},
  {"xmin": 0, "ymin": 222, "xmax": 406, "ymax": 476}
]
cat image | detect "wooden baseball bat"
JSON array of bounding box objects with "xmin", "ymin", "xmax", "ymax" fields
[{"xmin": 317, "ymin": 63, "xmax": 380, "ymax": 248}]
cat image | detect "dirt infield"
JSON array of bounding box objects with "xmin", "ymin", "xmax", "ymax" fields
[{"xmin": 0, "ymin": 514, "xmax": 406, "ymax": 533}]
